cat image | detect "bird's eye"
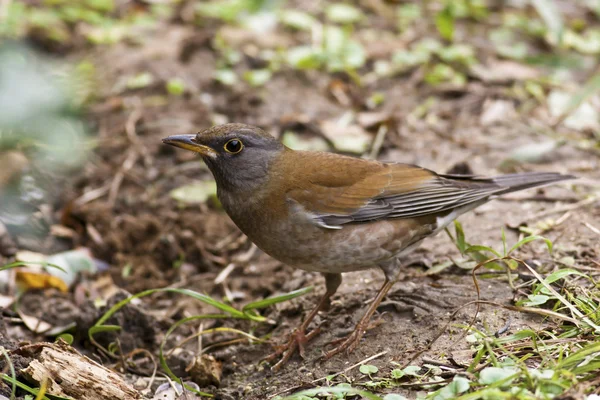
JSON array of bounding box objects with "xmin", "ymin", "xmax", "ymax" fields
[{"xmin": 224, "ymin": 139, "xmax": 244, "ymax": 154}]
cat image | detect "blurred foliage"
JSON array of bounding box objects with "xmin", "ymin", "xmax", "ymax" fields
[
  {"xmin": 0, "ymin": 44, "xmax": 90, "ymax": 169},
  {"xmin": 2, "ymin": 0, "xmax": 599, "ymax": 89}
]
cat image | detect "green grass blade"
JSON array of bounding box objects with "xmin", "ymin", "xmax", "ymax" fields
[
  {"xmin": 1, "ymin": 374, "xmax": 72, "ymax": 400},
  {"xmin": 508, "ymin": 235, "xmax": 552, "ymax": 255},
  {"xmin": 243, "ymin": 286, "xmax": 314, "ymax": 311},
  {"xmin": 0, "ymin": 347, "xmax": 16, "ymax": 400},
  {"xmin": 465, "ymin": 245, "xmax": 501, "ymax": 258},
  {"xmin": 0, "ymin": 261, "xmax": 67, "ymax": 273}
]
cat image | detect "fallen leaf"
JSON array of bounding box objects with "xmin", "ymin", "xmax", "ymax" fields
[
  {"xmin": 508, "ymin": 140, "xmax": 561, "ymax": 163},
  {"xmin": 169, "ymin": 181, "xmax": 218, "ymax": 204},
  {"xmin": 320, "ymin": 117, "xmax": 372, "ymax": 153},
  {"xmin": 480, "ymin": 99, "xmax": 516, "ymax": 125},
  {"xmin": 548, "ymin": 90, "xmax": 599, "ymax": 131},
  {"xmin": 357, "ymin": 111, "xmax": 392, "ymax": 129},
  {"xmin": 281, "ymin": 131, "xmax": 329, "ymax": 151},
  {"xmin": 16, "ymin": 270, "xmax": 68, "ymax": 293},
  {"xmin": 152, "ymin": 382, "xmax": 202, "ymax": 400},
  {"xmin": 18, "ymin": 310, "xmax": 53, "ymax": 333},
  {"xmin": 470, "ymin": 60, "xmax": 539, "ymax": 83}
]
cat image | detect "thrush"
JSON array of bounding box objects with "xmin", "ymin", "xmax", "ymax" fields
[{"xmin": 163, "ymin": 123, "xmax": 573, "ymax": 369}]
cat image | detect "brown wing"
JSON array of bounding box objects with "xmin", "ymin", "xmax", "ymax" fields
[
  {"xmin": 282, "ymin": 152, "xmax": 500, "ymax": 228},
  {"xmin": 281, "ymin": 150, "xmax": 571, "ymax": 229}
]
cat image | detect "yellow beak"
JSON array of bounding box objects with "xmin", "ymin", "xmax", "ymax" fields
[{"xmin": 162, "ymin": 134, "xmax": 217, "ymax": 158}]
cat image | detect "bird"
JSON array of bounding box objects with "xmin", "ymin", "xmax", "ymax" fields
[{"xmin": 163, "ymin": 123, "xmax": 574, "ymax": 370}]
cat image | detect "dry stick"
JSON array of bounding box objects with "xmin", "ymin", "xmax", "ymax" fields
[
  {"xmin": 583, "ymin": 222, "xmax": 600, "ymax": 236},
  {"xmin": 368, "ymin": 124, "xmax": 389, "ymax": 160},
  {"xmin": 125, "ymin": 348, "xmax": 158, "ymax": 391},
  {"xmin": 107, "ymin": 149, "xmax": 138, "ymax": 207},
  {"xmin": 73, "ymin": 184, "xmax": 111, "ymax": 207}
]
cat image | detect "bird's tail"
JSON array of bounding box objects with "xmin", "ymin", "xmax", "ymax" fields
[{"xmin": 490, "ymin": 172, "xmax": 575, "ymax": 195}]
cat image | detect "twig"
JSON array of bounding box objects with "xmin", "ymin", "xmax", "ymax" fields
[
  {"xmin": 368, "ymin": 124, "xmax": 389, "ymax": 160},
  {"xmin": 583, "ymin": 222, "xmax": 600, "ymax": 236},
  {"xmin": 73, "ymin": 184, "xmax": 111, "ymax": 207},
  {"xmin": 108, "ymin": 150, "xmax": 138, "ymax": 207}
]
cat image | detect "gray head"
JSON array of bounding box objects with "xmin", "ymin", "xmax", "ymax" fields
[{"xmin": 163, "ymin": 123, "xmax": 285, "ymax": 193}]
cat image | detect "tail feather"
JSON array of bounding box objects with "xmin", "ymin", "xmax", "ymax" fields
[{"xmin": 490, "ymin": 172, "xmax": 575, "ymax": 195}]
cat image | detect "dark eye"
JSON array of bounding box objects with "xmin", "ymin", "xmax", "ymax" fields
[{"xmin": 224, "ymin": 139, "xmax": 243, "ymax": 154}]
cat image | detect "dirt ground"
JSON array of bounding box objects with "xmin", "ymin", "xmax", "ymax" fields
[{"xmin": 1, "ymin": 1, "xmax": 599, "ymax": 399}]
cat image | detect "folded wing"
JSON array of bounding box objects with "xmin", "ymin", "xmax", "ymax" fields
[{"xmin": 287, "ymin": 161, "xmax": 571, "ymax": 229}]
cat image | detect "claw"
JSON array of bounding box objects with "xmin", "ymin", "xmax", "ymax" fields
[{"xmin": 265, "ymin": 328, "xmax": 320, "ymax": 371}]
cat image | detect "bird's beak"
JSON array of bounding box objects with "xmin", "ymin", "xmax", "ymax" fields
[{"xmin": 162, "ymin": 134, "xmax": 217, "ymax": 158}]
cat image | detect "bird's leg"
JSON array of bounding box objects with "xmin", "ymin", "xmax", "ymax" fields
[
  {"xmin": 323, "ymin": 279, "xmax": 394, "ymax": 359},
  {"xmin": 265, "ymin": 273, "xmax": 342, "ymax": 370}
]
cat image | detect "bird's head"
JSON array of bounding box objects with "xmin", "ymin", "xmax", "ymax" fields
[{"xmin": 163, "ymin": 123, "xmax": 285, "ymax": 192}]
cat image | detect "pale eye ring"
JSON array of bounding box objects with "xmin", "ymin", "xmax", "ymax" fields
[{"xmin": 224, "ymin": 139, "xmax": 244, "ymax": 154}]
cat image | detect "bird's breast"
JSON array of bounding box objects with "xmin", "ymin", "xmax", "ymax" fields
[{"xmin": 218, "ymin": 189, "xmax": 436, "ymax": 273}]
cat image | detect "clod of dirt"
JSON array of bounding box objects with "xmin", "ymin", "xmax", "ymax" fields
[
  {"xmin": 0, "ymin": 319, "xmax": 33, "ymax": 399},
  {"xmin": 76, "ymin": 289, "xmax": 160, "ymax": 353},
  {"xmin": 0, "ymin": 221, "xmax": 17, "ymax": 257},
  {"xmin": 186, "ymin": 354, "xmax": 223, "ymax": 387}
]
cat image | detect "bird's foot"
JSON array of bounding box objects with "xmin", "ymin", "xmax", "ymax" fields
[
  {"xmin": 264, "ymin": 326, "xmax": 321, "ymax": 371},
  {"xmin": 323, "ymin": 325, "xmax": 366, "ymax": 359}
]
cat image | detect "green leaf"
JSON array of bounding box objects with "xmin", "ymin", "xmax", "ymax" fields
[
  {"xmin": 543, "ymin": 268, "xmax": 588, "ymax": 285},
  {"xmin": 243, "ymin": 69, "xmax": 272, "ymax": 87},
  {"xmin": 464, "ymin": 245, "xmax": 501, "ymax": 258},
  {"xmin": 283, "ymin": 387, "xmax": 383, "ymax": 400},
  {"xmin": 531, "ymin": 0, "xmax": 564, "ymax": 45},
  {"xmin": 214, "ymin": 69, "xmax": 238, "ymax": 86},
  {"xmin": 489, "ymin": 28, "xmax": 528, "ymax": 60},
  {"xmin": 279, "ymin": 10, "xmax": 318, "ymax": 30},
  {"xmin": 508, "ymin": 235, "xmax": 552, "ymax": 255},
  {"xmin": 402, "ymin": 365, "xmax": 421, "ymax": 376},
  {"xmin": 56, "ymin": 333, "xmax": 74, "ymax": 345},
  {"xmin": 391, "ymin": 368, "xmax": 405, "ymax": 379},
  {"xmin": 126, "ymin": 72, "xmax": 154, "ymax": 89},
  {"xmin": 436, "ymin": 376, "xmax": 470, "ymax": 399},
  {"xmin": 325, "ymin": 3, "xmax": 363, "ymax": 24},
  {"xmin": 424, "ymin": 64, "xmax": 466, "ymax": 86},
  {"xmin": 437, "ymin": 44, "xmax": 476, "ymax": 65},
  {"xmin": 166, "ymin": 78, "xmax": 185, "ymax": 95},
  {"xmin": 243, "ymin": 286, "xmax": 313, "ymax": 311},
  {"xmin": 479, "ymin": 367, "xmax": 518, "ymax": 386},
  {"xmin": 286, "ymin": 46, "xmax": 323, "ymax": 70},
  {"xmin": 383, "ymin": 395, "xmax": 407, "ymax": 400},
  {"xmin": 169, "ymin": 181, "xmax": 217, "ymax": 204},
  {"xmin": 89, "ymin": 324, "xmax": 121, "ymax": 337},
  {"xmin": 397, "ymin": 3, "xmax": 421, "ymax": 31},
  {"xmin": 454, "ymin": 221, "xmax": 466, "ymax": 254},
  {"xmin": 359, "ymin": 364, "xmax": 379, "ymax": 375},
  {"xmin": 523, "ymin": 294, "xmax": 550, "ymax": 306},
  {"xmin": 435, "ymin": 4, "xmax": 455, "ymax": 41}
]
